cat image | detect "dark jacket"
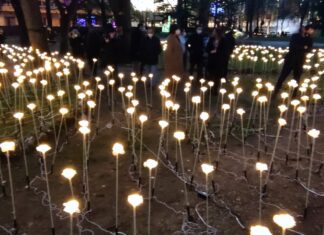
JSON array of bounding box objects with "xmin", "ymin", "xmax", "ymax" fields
[
  {"xmin": 288, "ymin": 33, "xmax": 313, "ymax": 57},
  {"xmin": 130, "ymin": 28, "xmax": 145, "ymax": 61},
  {"xmin": 140, "ymin": 35, "xmax": 162, "ymax": 65},
  {"xmin": 206, "ymin": 36, "xmax": 227, "ymax": 70},
  {"xmin": 101, "ymin": 35, "xmax": 118, "ymax": 67},
  {"xmin": 186, "ymin": 33, "xmax": 205, "ymax": 59},
  {"xmin": 85, "ymin": 28, "xmax": 102, "ymax": 59}
]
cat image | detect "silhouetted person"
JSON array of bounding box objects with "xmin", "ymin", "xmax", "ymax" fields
[
  {"xmin": 140, "ymin": 27, "xmax": 162, "ymax": 86},
  {"xmin": 131, "ymin": 23, "xmax": 146, "ymax": 73},
  {"xmin": 274, "ymin": 25, "xmax": 315, "ymax": 96},
  {"xmin": 69, "ymin": 28, "xmax": 84, "ymax": 58},
  {"xmin": 222, "ymin": 30, "xmax": 236, "ymax": 78},
  {"xmin": 187, "ymin": 26, "xmax": 205, "ymax": 78},
  {"xmin": 85, "ymin": 26, "xmax": 101, "ymax": 75},
  {"xmin": 206, "ymin": 28, "xmax": 226, "ymax": 92},
  {"xmin": 164, "ymin": 24, "xmax": 184, "ymax": 78},
  {"xmin": 0, "ymin": 28, "xmax": 6, "ymax": 44},
  {"xmin": 101, "ymin": 26, "xmax": 118, "ymax": 69},
  {"xmin": 179, "ymin": 29, "xmax": 188, "ymax": 70}
]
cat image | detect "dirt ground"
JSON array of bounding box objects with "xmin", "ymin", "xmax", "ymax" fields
[{"xmin": 0, "ymin": 69, "xmax": 324, "ymax": 235}]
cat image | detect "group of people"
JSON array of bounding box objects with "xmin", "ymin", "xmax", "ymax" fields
[
  {"xmin": 68, "ymin": 23, "xmax": 236, "ymax": 88},
  {"xmin": 164, "ymin": 25, "xmax": 236, "ymax": 90},
  {"xmin": 69, "ymin": 22, "xmax": 315, "ymax": 97}
]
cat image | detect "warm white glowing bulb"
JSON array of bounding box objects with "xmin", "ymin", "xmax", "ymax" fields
[
  {"xmin": 220, "ymin": 88, "xmax": 227, "ymax": 95},
  {"xmin": 112, "ymin": 143, "xmax": 125, "ymax": 156},
  {"xmin": 13, "ymin": 112, "xmax": 24, "ymax": 120},
  {"xmin": 228, "ymin": 93, "xmax": 235, "ymax": 100},
  {"xmin": 79, "ymin": 126, "xmax": 90, "ymax": 135},
  {"xmin": 200, "ymin": 112, "xmax": 209, "ymax": 121},
  {"xmin": 36, "ymin": 144, "xmax": 51, "ymax": 154},
  {"xmin": 98, "ymin": 84, "xmax": 105, "ymax": 91},
  {"xmin": 27, "ymin": 103, "xmax": 36, "ymax": 111},
  {"xmin": 139, "ymin": 114, "xmax": 148, "ymax": 123},
  {"xmin": 63, "ymin": 199, "xmax": 80, "ymax": 215},
  {"xmin": 201, "ymin": 163, "xmax": 214, "ymax": 175},
  {"xmin": 61, "ymin": 168, "xmax": 77, "ymax": 180},
  {"xmin": 159, "ymin": 120, "xmax": 169, "ymax": 129},
  {"xmin": 291, "ymin": 100, "xmax": 300, "ymax": 107},
  {"xmin": 307, "ymin": 129, "xmax": 320, "ymax": 139},
  {"xmin": 278, "ymin": 118, "xmax": 287, "ymax": 126},
  {"xmin": 281, "ymin": 92, "xmax": 289, "ymax": 99},
  {"xmin": 78, "ymin": 120, "xmax": 89, "ymax": 127},
  {"xmin": 313, "ymin": 94, "xmax": 321, "ymax": 100},
  {"xmin": 174, "ymin": 131, "xmax": 185, "ymax": 141},
  {"xmin": 143, "ymin": 159, "xmax": 158, "ymax": 170},
  {"xmin": 59, "ymin": 107, "xmax": 69, "ymax": 115},
  {"xmin": 87, "ymin": 100, "xmax": 96, "ymax": 109},
  {"xmin": 278, "ymin": 105, "xmax": 288, "ymax": 113},
  {"xmin": 237, "ymin": 108, "xmax": 245, "ymax": 116},
  {"xmin": 127, "ymin": 107, "xmax": 135, "ymax": 115},
  {"xmin": 297, "ymin": 106, "xmax": 306, "ymax": 114},
  {"xmin": 165, "ymin": 100, "xmax": 174, "ymax": 109},
  {"xmin": 273, "ymin": 213, "xmax": 296, "ymax": 230},
  {"xmin": 256, "ymin": 162, "xmax": 268, "ymax": 172},
  {"xmin": 250, "ymin": 225, "xmax": 272, "ymax": 235},
  {"xmin": 222, "ymin": 104, "xmax": 230, "ymax": 111},
  {"xmin": 127, "ymin": 193, "xmax": 143, "ymax": 208},
  {"xmin": 192, "ymin": 96, "xmax": 201, "ymax": 104},
  {"xmin": 0, "ymin": 141, "xmax": 15, "ymax": 153}
]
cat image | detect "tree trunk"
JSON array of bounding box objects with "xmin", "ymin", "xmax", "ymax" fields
[
  {"xmin": 59, "ymin": 13, "xmax": 70, "ymax": 54},
  {"xmin": 45, "ymin": 0, "xmax": 52, "ymax": 28},
  {"xmin": 198, "ymin": 0, "xmax": 210, "ymax": 29},
  {"xmin": 11, "ymin": 0, "xmax": 30, "ymax": 46},
  {"xmin": 99, "ymin": 0, "xmax": 107, "ymax": 28},
  {"xmin": 20, "ymin": 0, "xmax": 48, "ymax": 51}
]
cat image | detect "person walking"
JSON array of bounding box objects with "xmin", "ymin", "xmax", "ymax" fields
[
  {"xmin": 140, "ymin": 27, "xmax": 162, "ymax": 86},
  {"xmin": 187, "ymin": 26, "xmax": 205, "ymax": 78},
  {"xmin": 164, "ymin": 25, "xmax": 184, "ymax": 78},
  {"xmin": 273, "ymin": 25, "xmax": 315, "ymax": 96},
  {"xmin": 206, "ymin": 28, "xmax": 226, "ymax": 92}
]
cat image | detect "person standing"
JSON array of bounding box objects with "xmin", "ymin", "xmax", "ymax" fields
[
  {"xmin": 69, "ymin": 28, "xmax": 84, "ymax": 58},
  {"xmin": 273, "ymin": 25, "xmax": 315, "ymax": 96},
  {"xmin": 140, "ymin": 27, "xmax": 162, "ymax": 86},
  {"xmin": 187, "ymin": 26, "xmax": 205, "ymax": 78},
  {"xmin": 206, "ymin": 28, "xmax": 226, "ymax": 91},
  {"xmin": 130, "ymin": 23, "xmax": 146, "ymax": 73},
  {"xmin": 222, "ymin": 30, "xmax": 236, "ymax": 78},
  {"xmin": 101, "ymin": 26, "xmax": 118, "ymax": 69},
  {"xmin": 85, "ymin": 25, "xmax": 101, "ymax": 75},
  {"xmin": 164, "ymin": 25, "xmax": 184, "ymax": 78}
]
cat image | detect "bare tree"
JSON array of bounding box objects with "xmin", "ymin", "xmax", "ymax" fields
[
  {"xmin": 53, "ymin": 0, "xmax": 79, "ymax": 54},
  {"xmin": 11, "ymin": 0, "xmax": 30, "ymax": 46},
  {"xmin": 20, "ymin": 0, "xmax": 48, "ymax": 51}
]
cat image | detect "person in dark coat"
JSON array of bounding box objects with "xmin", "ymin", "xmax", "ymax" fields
[
  {"xmin": 0, "ymin": 28, "xmax": 6, "ymax": 44},
  {"xmin": 206, "ymin": 28, "xmax": 226, "ymax": 92},
  {"xmin": 222, "ymin": 30, "xmax": 236, "ymax": 78},
  {"xmin": 85, "ymin": 26, "xmax": 101, "ymax": 75},
  {"xmin": 130, "ymin": 23, "xmax": 146, "ymax": 73},
  {"xmin": 140, "ymin": 27, "xmax": 162, "ymax": 85},
  {"xmin": 274, "ymin": 25, "xmax": 315, "ymax": 96},
  {"xmin": 187, "ymin": 26, "xmax": 205, "ymax": 78},
  {"xmin": 101, "ymin": 26, "xmax": 118, "ymax": 69},
  {"xmin": 69, "ymin": 28, "xmax": 84, "ymax": 58}
]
